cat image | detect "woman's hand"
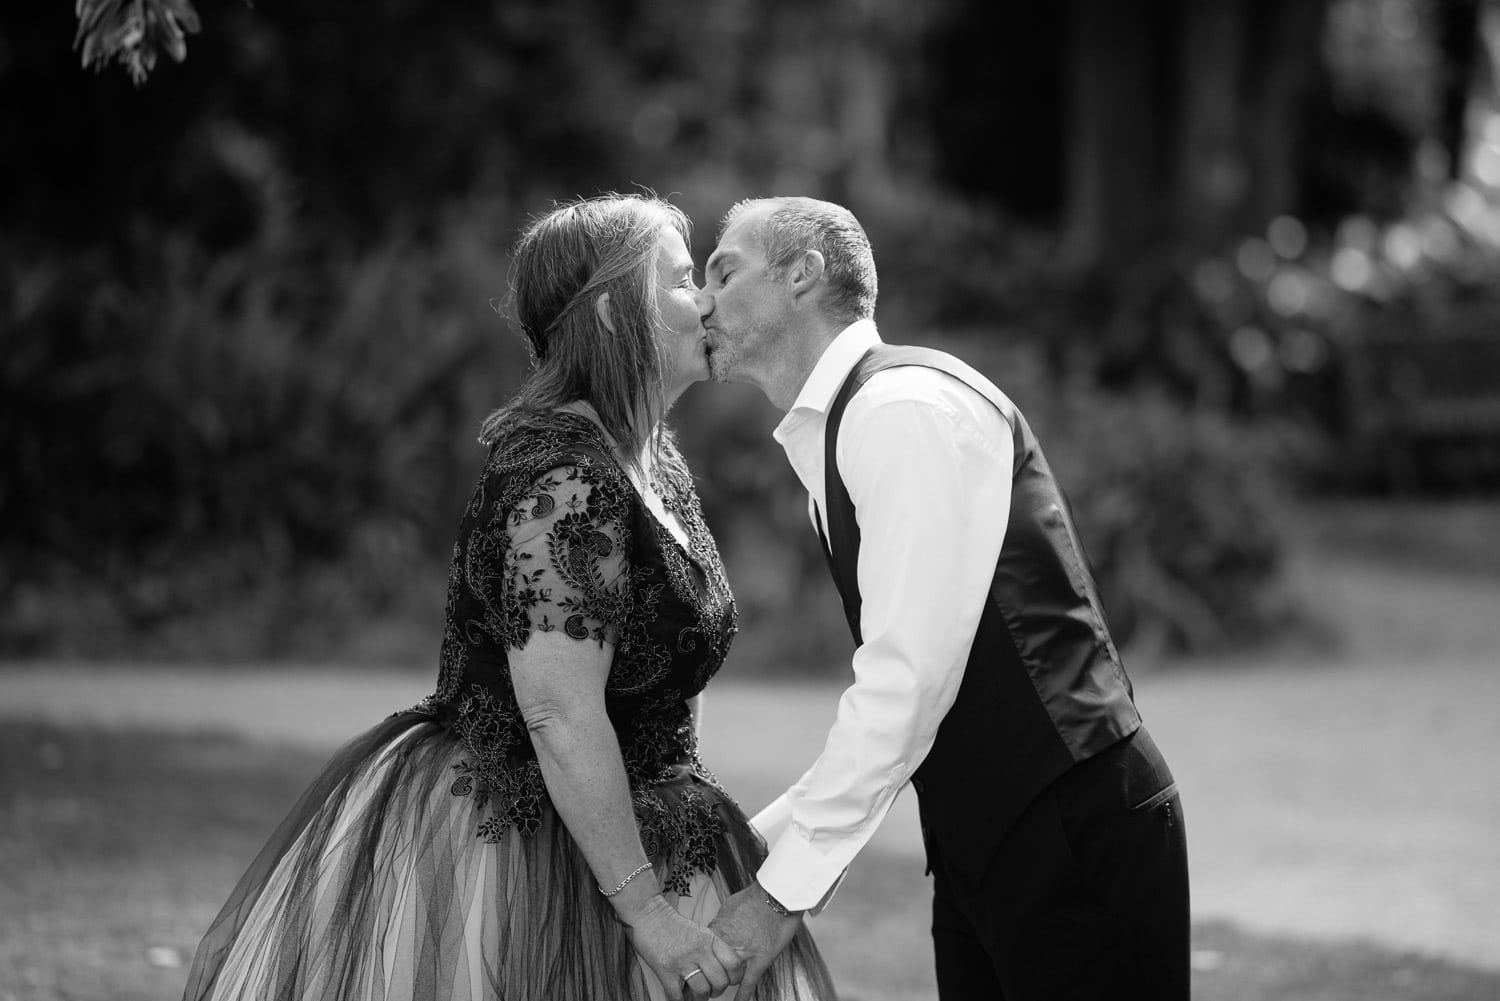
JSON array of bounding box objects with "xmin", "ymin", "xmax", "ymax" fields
[{"xmin": 618, "ymin": 893, "xmax": 745, "ymax": 1000}]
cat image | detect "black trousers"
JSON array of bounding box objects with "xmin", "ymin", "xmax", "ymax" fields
[{"xmin": 928, "ymin": 727, "xmax": 1190, "ymax": 1001}]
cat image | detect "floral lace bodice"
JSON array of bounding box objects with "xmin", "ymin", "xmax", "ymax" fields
[{"xmin": 415, "ymin": 410, "xmax": 738, "ymax": 890}]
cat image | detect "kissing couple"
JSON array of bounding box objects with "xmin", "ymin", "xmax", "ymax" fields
[{"xmin": 182, "ymin": 193, "xmax": 1189, "ymax": 1001}]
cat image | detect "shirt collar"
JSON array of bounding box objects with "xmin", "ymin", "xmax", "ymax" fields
[{"xmin": 785, "ymin": 318, "xmax": 882, "ymax": 417}]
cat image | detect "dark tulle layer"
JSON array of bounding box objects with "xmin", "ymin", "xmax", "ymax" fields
[{"xmin": 184, "ymin": 712, "xmax": 836, "ymax": 1001}]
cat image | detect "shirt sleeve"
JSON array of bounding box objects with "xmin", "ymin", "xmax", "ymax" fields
[{"xmin": 755, "ymin": 374, "xmax": 1015, "ymax": 911}]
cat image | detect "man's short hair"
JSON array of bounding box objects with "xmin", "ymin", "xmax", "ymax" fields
[{"xmin": 722, "ymin": 196, "xmax": 877, "ymax": 323}]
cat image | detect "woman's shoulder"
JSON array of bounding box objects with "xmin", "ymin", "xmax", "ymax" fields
[
  {"xmin": 482, "ymin": 408, "xmax": 621, "ymax": 484},
  {"xmin": 461, "ymin": 411, "xmax": 639, "ymax": 543}
]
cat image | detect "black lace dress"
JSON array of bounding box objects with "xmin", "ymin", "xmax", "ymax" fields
[{"xmin": 182, "ymin": 411, "xmax": 837, "ymax": 1001}]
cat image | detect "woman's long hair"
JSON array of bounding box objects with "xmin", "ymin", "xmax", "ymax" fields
[{"xmin": 482, "ymin": 194, "xmax": 690, "ymax": 464}]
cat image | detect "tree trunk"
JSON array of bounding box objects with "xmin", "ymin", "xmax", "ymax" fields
[
  {"xmin": 1173, "ymin": 0, "xmax": 1251, "ymax": 248},
  {"xmin": 1436, "ymin": 0, "xmax": 1485, "ymax": 181},
  {"xmin": 1062, "ymin": 0, "xmax": 1169, "ymax": 268},
  {"xmin": 1244, "ymin": 0, "xmax": 1332, "ymax": 229}
]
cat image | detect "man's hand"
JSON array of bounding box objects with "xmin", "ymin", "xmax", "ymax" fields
[{"xmin": 709, "ymin": 881, "xmax": 803, "ymax": 997}]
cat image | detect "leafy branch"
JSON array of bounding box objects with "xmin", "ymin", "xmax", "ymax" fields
[{"xmin": 73, "ymin": 0, "xmax": 205, "ymax": 85}]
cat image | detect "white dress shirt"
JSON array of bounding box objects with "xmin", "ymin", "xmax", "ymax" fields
[{"xmin": 753, "ymin": 319, "xmax": 1017, "ymax": 911}]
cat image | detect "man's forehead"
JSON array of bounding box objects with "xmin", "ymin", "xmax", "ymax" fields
[
  {"xmin": 722, "ymin": 206, "xmax": 771, "ymax": 242},
  {"xmin": 711, "ymin": 216, "xmax": 766, "ymax": 265}
]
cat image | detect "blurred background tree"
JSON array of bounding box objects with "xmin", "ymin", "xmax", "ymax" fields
[{"xmin": 3, "ymin": 0, "xmax": 1497, "ymax": 664}]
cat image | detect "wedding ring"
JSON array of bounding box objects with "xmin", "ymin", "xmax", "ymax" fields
[{"xmin": 682, "ymin": 968, "xmax": 707, "ymax": 992}]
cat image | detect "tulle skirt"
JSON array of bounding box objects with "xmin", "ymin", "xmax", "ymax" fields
[{"xmin": 183, "ymin": 712, "xmax": 836, "ymax": 1001}]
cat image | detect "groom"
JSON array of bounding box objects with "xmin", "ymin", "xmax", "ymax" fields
[{"xmin": 696, "ymin": 197, "xmax": 1189, "ymax": 1000}]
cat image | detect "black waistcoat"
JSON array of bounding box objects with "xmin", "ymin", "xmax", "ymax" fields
[{"xmin": 818, "ymin": 344, "xmax": 1141, "ymax": 881}]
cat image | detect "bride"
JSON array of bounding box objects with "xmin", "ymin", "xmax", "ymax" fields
[{"xmin": 182, "ymin": 193, "xmax": 837, "ymax": 1001}]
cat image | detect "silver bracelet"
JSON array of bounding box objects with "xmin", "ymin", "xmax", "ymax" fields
[{"xmin": 599, "ymin": 860, "xmax": 654, "ymax": 897}]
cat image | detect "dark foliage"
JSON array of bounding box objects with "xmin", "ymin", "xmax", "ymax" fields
[
  {"xmin": 0, "ymin": 221, "xmax": 518, "ymax": 656},
  {"xmin": 9, "ymin": 0, "xmax": 1483, "ymax": 662}
]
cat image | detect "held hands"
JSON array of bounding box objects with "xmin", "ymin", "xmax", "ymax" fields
[
  {"xmin": 618, "ymin": 892, "xmax": 745, "ymax": 1000},
  {"xmin": 708, "ymin": 881, "xmax": 804, "ymax": 998}
]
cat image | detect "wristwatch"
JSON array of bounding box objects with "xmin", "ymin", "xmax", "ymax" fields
[{"xmin": 754, "ymin": 879, "xmax": 804, "ymax": 918}]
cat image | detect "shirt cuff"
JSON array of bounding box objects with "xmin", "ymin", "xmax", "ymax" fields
[
  {"xmin": 755, "ymin": 824, "xmax": 851, "ymax": 912},
  {"xmin": 750, "ymin": 794, "xmax": 793, "ymax": 844}
]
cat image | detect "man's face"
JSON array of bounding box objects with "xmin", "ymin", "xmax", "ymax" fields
[{"xmin": 699, "ymin": 208, "xmax": 788, "ymax": 385}]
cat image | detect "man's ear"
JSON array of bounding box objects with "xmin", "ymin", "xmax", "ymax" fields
[
  {"xmin": 787, "ymin": 250, "xmax": 825, "ymax": 303},
  {"xmin": 594, "ymin": 291, "xmax": 616, "ymax": 333}
]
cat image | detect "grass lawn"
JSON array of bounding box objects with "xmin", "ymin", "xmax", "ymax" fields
[{"xmin": 3, "ymin": 721, "xmax": 1498, "ymax": 1001}]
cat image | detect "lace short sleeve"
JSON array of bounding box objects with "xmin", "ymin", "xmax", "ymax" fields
[{"xmin": 503, "ymin": 463, "xmax": 633, "ymax": 649}]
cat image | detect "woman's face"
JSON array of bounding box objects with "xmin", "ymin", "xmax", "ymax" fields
[{"xmin": 653, "ymin": 225, "xmax": 709, "ymax": 402}]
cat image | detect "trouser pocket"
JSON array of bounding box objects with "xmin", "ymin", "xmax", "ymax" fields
[{"xmin": 1127, "ymin": 782, "xmax": 1178, "ymax": 814}]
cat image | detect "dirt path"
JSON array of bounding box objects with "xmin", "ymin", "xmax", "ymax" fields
[{"xmin": 5, "ymin": 638, "xmax": 1497, "ymax": 973}]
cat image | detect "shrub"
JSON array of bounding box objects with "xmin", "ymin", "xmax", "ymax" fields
[{"xmin": 0, "ymin": 218, "xmax": 524, "ymax": 658}]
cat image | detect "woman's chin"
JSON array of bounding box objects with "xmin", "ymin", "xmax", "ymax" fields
[
  {"xmin": 686, "ymin": 356, "xmax": 712, "ymax": 385},
  {"xmin": 663, "ymin": 372, "xmax": 708, "ymax": 409}
]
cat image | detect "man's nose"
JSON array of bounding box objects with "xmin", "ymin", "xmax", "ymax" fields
[{"xmin": 694, "ymin": 289, "xmax": 714, "ymax": 319}]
